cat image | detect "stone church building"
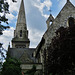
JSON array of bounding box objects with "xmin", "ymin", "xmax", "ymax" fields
[{"xmin": 8, "ymin": 0, "xmax": 75, "ymax": 75}]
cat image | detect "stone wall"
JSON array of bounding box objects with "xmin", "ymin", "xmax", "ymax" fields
[
  {"xmin": 20, "ymin": 63, "xmax": 42, "ymax": 75},
  {"xmin": 44, "ymin": 1, "xmax": 75, "ymax": 45},
  {"xmin": 35, "ymin": 1, "xmax": 75, "ymax": 75}
]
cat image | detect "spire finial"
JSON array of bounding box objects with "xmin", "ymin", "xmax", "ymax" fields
[{"xmin": 67, "ymin": 0, "xmax": 70, "ymax": 2}]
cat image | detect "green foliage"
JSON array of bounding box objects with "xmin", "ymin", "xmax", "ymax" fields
[
  {"xmin": 25, "ymin": 65, "xmax": 36, "ymax": 75},
  {"xmin": 1, "ymin": 57, "xmax": 22, "ymax": 75},
  {"xmin": 0, "ymin": 72, "xmax": 2, "ymax": 75},
  {"xmin": 0, "ymin": 0, "xmax": 16, "ymax": 35},
  {"xmin": 0, "ymin": 0, "xmax": 9, "ymax": 35},
  {"xmin": 47, "ymin": 25, "xmax": 75, "ymax": 75},
  {"xmin": 0, "ymin": 0, "xmax": 17, "ymax": 70}
]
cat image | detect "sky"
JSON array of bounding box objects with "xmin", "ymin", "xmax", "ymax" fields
[{"xmin": 0, "ymin": 0, "xmax": 75, "ymax": 50}]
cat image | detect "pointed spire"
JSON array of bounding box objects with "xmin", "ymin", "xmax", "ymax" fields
[
  {"xmin": 17, "ymin": 0, "xmax": 26, "ymax": 25},
  {"xmin": 67, "ymin": 0, "xmax": 70, "ymax": 2},
  {"xmin": 12, "ymin": 0, "xmax": 30, "ymax": 48}
]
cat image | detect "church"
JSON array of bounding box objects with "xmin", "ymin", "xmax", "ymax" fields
[
  {"xmin": 8, "ymin": 0, "xmax": 42, "ymax": 74},
  {"xmin": 8, "ymin": 0, "xmax": 75, "ymax": 75}
]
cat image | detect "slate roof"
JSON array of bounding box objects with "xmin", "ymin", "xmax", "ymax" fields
[{"xmin": 8, "ymin": 48, "xmax": 36, "ymax": 64}]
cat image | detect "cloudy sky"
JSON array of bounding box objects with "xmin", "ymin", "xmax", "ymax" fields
[{"xmin": 0, "ymin": 0, "xmax": 75, "ymax": 50}]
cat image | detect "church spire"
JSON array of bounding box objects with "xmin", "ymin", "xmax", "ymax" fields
[
  {"xmin": 12, "ymin": 0, "xmax": 30, "ymax": 48},
  {"xmin": 17, "ymin": 0, "xmax": 26, "ymax": 26},
  {"xmin": 67, "ymin": 0, "xmax": 70, "ymax": 2}
]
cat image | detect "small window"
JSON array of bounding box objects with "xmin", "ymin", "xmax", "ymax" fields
[
  {"xmin": 32, "ymin": 53, "xmax": 33, "ymax": 57},
  {"xmin": 20, "ymin": 30, "xmax": 22, "ymax": 37},
  {"xmin": 50, "ymin": 22, "xmax": 52, "ymax": 25},
  {"xmin": 68, "ymin": 17, "xmax": 74, "ymax": 27}
]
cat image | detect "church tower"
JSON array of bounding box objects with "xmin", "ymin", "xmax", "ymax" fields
[{"xmin": 12, "ymin": 0, "xmax": 30, "ymax": 48}]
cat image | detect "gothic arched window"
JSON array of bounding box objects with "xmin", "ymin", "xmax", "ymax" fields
[
  {"xmin": 20, "ymin": 30, "xmax": 22, "ymax": 37},
  {"xmin": 68, "ymin": 17, "xmax": 74, "ymax": 27}
]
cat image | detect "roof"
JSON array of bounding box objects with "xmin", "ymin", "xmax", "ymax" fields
[{"xmin": 8, "ymin": 48, "xmax": 36, "ymax": 64}]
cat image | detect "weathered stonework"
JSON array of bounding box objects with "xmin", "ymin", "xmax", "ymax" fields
[
  {"xmin": 46, "ymin": 14, "xmax": 54, "ymax": 29},
  {"xmin": 20, "ymin": 63, "xmax": 42, "ymax": 75},
  {"xmin": 44, "ymin": 1, "xmax": 75, "ymax": 45},
  {"xmin": 12, "ymin": 0, "xmax": 30, "ymax": 48},
  {"xmin": 8, "ymin": 0, "xmax": 75, "ymax": 75},
  {"xmin": 35, "ymin": 1, "xmax": 75, "ymax": 75},
  {"xmin": 8, "ymin": 0, "xmax": 42, "ymax": 75}
]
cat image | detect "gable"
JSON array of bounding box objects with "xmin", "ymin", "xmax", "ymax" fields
[
  {"xmin": 43, "ymin": 1, "xmax": 75, "ymax": 44},
  {"xmin": 54, "ymin": 1, "xmax": 75, "ymax": 27},
  {"xmin": 8, "ymin": 48, "xmax": 35, "ymax": 63}
]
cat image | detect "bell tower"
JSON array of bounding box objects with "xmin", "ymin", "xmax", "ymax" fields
[
  {"xmin": 12, "ymin": 0, "xmax": 30, "ymax": 48},
  {"xmin": 46, "ymin": 14, "xmax": 54, "ymax": 29}
]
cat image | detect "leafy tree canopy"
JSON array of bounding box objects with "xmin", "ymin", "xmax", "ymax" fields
[
  {"xmin": 1, "ymin": 57, "xmax": 22, "ymax": 75},
  {"xmin": 47, "ymin": 25, "xmax": 75, "ymax": 75},
  {"xmin": 0, "ymin": 0, "xmax": 17, "ymax": 35},
  {"xmin": 0, "ymin": 0, "xmax": 17, "ymax": 65}
]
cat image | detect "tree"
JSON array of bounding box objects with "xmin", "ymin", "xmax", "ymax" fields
[
  {"xmin": 1, "ymin": 57, "xmax": 22, "ymax": 75},
  {"xmin": 0, "ymin": 0, "xmax": 10, "ymax": 35},
  {"xmin": 46, "ymin": 25, "xmax": 75, "ymax": 75},
  {"xmin": 25, "ymin": 65, "xmax": 36, "ymax": 75},
  {"xmin": 0, "ymin": 43, "xmax": 7, "ymax": 73},
  {"xmin": 0, "ymin": 0, "xmax": 17, "ymax": 74},
  {"xmin": 0, "ymin": 0, "xmax": 17, "ymax": 35},
  {"xmin": 0, "ymin": 0, "xmax": 17, "ymax": 66}
]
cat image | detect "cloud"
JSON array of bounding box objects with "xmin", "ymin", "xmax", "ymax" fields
[
  {"xmin": 7, "ymin": 0, "xmax": 20, "ymax": 12},
  {"xmin": 33, "ymin": 0, "xmax": 52, "ymax": 18},
  {"xmin": 0, "ymin": 26, "xmax": 44, "ymax": 49},
  {"xmin": 24, "ymin": 0, "xmax": 47, "ymax": 47},
  {"xmin": 5, "ymin": 0, "xmax": 21, "ymax": 23},
  {"xmin": 25, "ymin": 0, "xmax": 47, "ymax": 34},
  {"xmin": 6, "ymin": 13, "xmax": 15, "ymax": 23},
  {"xmin": 0, "ymin": 0, "xmax": 48, "ymax": 49},
  {"xmin": 29, "ymin": 27, "xmax": 44, "ymax": 48},
  {"xmin": 0, "ymin": 27, "xmax": 14, "ymax": 50},
  {"xmin": 1, "ymin": 0, "xmax": 75, "ymax": 50}
]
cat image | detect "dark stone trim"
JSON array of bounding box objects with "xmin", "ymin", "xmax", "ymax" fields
[{"xmin": 12, "ymin": 41, "xmax": 30, "ymax": 43}]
